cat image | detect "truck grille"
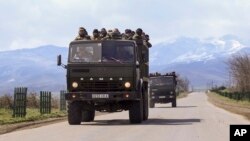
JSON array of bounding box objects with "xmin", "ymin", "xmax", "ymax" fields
[{"xmin": 79, "ymin": 81, "xmax": 125, "ymax": 92}]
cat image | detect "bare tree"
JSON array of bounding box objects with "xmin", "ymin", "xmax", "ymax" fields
[
  {"xmin": 27, "ymin": 92, "xmax": 39, "ymax": 108},
  {"xmin": 227, "ymin": 53, "xmax": 250, "ymax": 92},
  {"xmin": 0, "ymin": 94, "xmax": 13, "ymax": 109},
  {"xmin": 176, "ymin": 75, "xmax": 190, "ymax": 92}
]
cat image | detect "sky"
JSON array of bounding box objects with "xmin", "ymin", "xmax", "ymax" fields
[{"xmin": 1, "ymin": 0, "xmax": 250, "ymax": 51}]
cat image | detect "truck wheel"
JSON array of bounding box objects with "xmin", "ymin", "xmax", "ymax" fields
[
  {"xmin": 143, "ymin": 88, "xmax": 149, "ymax": 121},
  {"xmin": 149, "ymin": 100, "xmax": 155, "ymax": 108},
  {"xmin": 82, "ymin": 110, "xmax": 95, "ymax": 122},
  {"xmin": 129, "ymin": 100, "xmax": 143, "ymax": 124},
  {"xmin": 172, "ymin": 99, "xmax": 177, "ymax": 107},
  {"xmin": 68, "ymin": 102, "xmax": 82, "ymax": 125}
]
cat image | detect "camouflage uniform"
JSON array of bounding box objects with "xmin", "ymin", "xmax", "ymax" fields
[
  {"xmin": 100, "ymin": 28, "xmax": 111, "ymax": 40},
  {"xmin": 133, "ymin": 28, "xmax": 144, "ymax": 45},
  {"xmin": 122, "ymin": 29, "xmax": 133, "ymax": 40},
  {"xmin": 74, "ymin": 27, "xmax": 90, "ymax": 40},
  {"xmin": 110, "ymin": 28, "xmax": 122, "ymax": 39},
  {"xmin": 144, "ymin": 34, "xmax": 152, "ymax": 48},
  {"xmin": 91, "ymin": 29, "xmax": 101, "ymax": 40}
]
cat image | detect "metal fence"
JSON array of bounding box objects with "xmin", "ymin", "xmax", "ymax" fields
[
  {"xmin": 60, "ymin": 90, "xmax": 67, "ymax": 111},
  {"xmin": 40, "ymin": 91, "xmax": 51, "ymax": 114},
  {"xmin": 13, "ymin": 87, "xmax": 27, "ymax": 117}
]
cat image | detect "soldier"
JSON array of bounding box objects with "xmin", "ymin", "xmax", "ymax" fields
[
  {"xmin": 91, "ymin": 29, "xmax": 101, "ymax": 40},
  {"xmin": 132, "ymin": 28, "xmax": 144, "ymax": 45},
  {"xmin": 74, "ymin": 27, "xmax": 91, "ymax": 40},
  {"xmin": 144, "ymin": 34, "xmax": 152, "ymax": 48},
  {"xmin": 100, "ymin": 28, "xmax": 110, "ymax": 40},
  {"xmin": 131, "ymin": 31, "xmax": 135, "ymax": 36},
  {"xmin": 122, "ymin": 29, "xmax": 133, "ymax": 40},
  {"xmin": 111, "ymin": 28, "xmax": 122, "ymax": 39}
]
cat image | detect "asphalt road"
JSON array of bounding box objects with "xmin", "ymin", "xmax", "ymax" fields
[{"xmin": 0, "ymin": 92, "xmax": 249, "ymax": 141}]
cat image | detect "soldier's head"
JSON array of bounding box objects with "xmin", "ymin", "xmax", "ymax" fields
[
  {"xmin": 125, "ymin": 29, "xmax": 132, "ymax": 35},
  {"xmin": 131, "ymin": 31, "xmax": 135, "ymax": 36},
  {"xmin": 93, "ymin": 29, "xmax": 99, "ymax": 38},
  {"xmin": 136, "ymin": 28, "xmax": 143, "ymax": 36},
  {"xmin": 113, "ymin": 28, "xmax": 121, "ymax": 34},
  {"xmin": 100, "ymin": 28, "xmax": 107, "ymax": 36},
  {"xmin": 79, "ymin": 27, "xmax": 86, "ymax": 37}
]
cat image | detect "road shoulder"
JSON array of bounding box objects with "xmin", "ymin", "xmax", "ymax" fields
[{"xmin": 207, "ymin": 92, "xmax": 250, "ymax": 121}]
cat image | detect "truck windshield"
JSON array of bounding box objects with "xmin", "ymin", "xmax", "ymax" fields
[
  {"xmin": 150, "ymin": 77, "xmax": 174, "ymax": 86},
  {"xmin": 102, "ymin": 42, "xmax": 134, "ymax": 63},
  {"xmin": 69, "ymin": 42, "xmax": 135, "ymax": 63}
]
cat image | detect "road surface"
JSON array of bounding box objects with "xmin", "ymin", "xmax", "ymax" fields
[{"xmin": 0, "ymin": 92, "xmax": 249, "ymax": 141}]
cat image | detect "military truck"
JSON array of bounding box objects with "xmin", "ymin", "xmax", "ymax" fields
[
  {"xmin": 149, "ymin": 72, "xmax": 177, "ymax": 108},
  {"xmin": 57, "ymin": 39, "xmax": 149, "ymax": 124}
]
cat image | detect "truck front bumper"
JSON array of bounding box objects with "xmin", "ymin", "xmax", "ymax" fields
[{"xmin": 65, "ymin": 91, "xmax": 140, "ymax": 101}]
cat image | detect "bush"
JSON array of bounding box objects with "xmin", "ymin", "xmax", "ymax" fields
[{"xmin": 0, "ymin": 94, "xmax": 13, "ymax": 109}]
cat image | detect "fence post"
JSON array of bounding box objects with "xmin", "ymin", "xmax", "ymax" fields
[
  {"xmin": 40, "ymin": 91, "xmax": 51, "ymax": 114},
  {"xmin": 60, "ymin": 90, "xmax": 67, "ymax": 111},
  {"xmin": 12, "ymin": 87, "xmax": 27, "ymax": 118}
]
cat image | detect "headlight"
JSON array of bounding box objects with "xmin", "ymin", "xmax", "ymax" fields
[
  {"xmin": 72, "ymin": 82, "xmax": 78, "ymax": 88},
  {"xmin": 124, "ymin": 82, "xmax": 131, "ymax": 88}
]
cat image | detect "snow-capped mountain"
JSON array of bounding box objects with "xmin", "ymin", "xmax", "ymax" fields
[
  {"xmin": 150, "ymin": 35, "xmax": 250, "ymax": 89},
  {"xmin": 150, "ymin": 35, "xmax": 246, "ymax": 67}
]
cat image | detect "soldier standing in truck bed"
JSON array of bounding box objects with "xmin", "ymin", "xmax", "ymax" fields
[
  {"xmin": 91, "ymin": 29, "xmax": 101, "ymax": 40},
  {"xmin": 122, "ymin": 29, "xmax": 133, "ymax": 40},
  {"xmin": 74, "ymin": 27, "xmax": 91, "ymax": 40},
  {"xmin": 144, "ymin": 34, "xmax": 152, "ymax": 48},
  {"xmin": 110, "ymin": 28, "xmax": 122, "ymax": 39},
  {"xmin": 132, "ymin": 28, "xmax": 144, "ymax": 45},
  {"xmin": 100, "ymin": 28, "xmax": 111, "ymax": 40}
]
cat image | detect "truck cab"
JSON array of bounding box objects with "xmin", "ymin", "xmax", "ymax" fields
[{"xmin": 58, "ymin": 40, "xmax": 149, "ymax": 124}]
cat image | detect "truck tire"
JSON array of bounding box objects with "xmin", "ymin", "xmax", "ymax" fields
[
  {"xmin": 149, "ymin": 100, "xmax": 155, "ymax": 108},
  {"xmin": 82, "ymin": 110, "xmax": 95, "ymax": 122},
  {"xmin": 172, "ymin": 98, "xmax": 177, "ymax": 107},
  {"xmin": 129, "ymin": 100, "xmax": 143, "ymax": 124},
  {"xmin": 142, "ymin": 88, "xmax": 149, "ymax": 120},
  {"xmin": 68, "ymin": 102, "xmax": 82, "ymax": 125}
]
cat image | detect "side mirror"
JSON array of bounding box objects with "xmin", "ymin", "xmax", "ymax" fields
[{"xmin": 57, "ymin": 55, "xmax": 62, "ymax": 66}]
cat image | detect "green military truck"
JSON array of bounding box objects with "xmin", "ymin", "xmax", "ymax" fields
[
  {"xmin": 57, "ymin": 39, "xmax": 149, "ymax": 124},
  {"xmin": 149, "ymin": 72, "xmax": 177, "ymax": 108}
]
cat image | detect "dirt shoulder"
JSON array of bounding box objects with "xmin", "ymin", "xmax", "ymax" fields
[
  {"xmin": 207, "ymin": 92, "xmax": 250, "ymax": 120},
  {"xmin": 0, "ymin": 112, "xmax": 107, "ymax": 135},
  {"xmin": 177, "ymin": 92, "xmax": 189, "ymax": 99}
]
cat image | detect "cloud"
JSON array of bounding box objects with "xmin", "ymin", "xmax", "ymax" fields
[
  {"xmin": 1, "ymin": 0, "xmax": 250, "ymax": 51},
  {"xmin": 9, "ymin": 38, "xmax": 45, "ymax": 50}
]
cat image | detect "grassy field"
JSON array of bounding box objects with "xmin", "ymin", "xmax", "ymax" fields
[
  {"xmin": 0, "ymin": 108, "xmax": 66, "ymax": 125},
  {"xmin": 207, "ymin": 92, "xmax": 250, "ymax": 120}
]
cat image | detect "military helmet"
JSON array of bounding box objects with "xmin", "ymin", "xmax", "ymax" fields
[
  {"xmin": 125, "ymin": 29, "xmax": 131, "ymax": 34},
  {"xmin": 93, "ymin": 29, "xmax": 99, "ymax": 33},
  {"xmin": 79, "ymin": 27, "xmax": 85, "ymax": 31}
]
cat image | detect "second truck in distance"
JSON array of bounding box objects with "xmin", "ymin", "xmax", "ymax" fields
[{"xmin": 149, "ymin": 72, "xmax": 178, "ymax": 108}]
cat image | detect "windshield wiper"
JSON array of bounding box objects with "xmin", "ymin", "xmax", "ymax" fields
[{"xmin": 110, "ymin": 57, "xmax": 123, "ymax": 64}]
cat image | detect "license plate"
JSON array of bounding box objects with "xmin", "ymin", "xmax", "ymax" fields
[
  {"xmin": 92, "ymin": 94, "xmax": 109, "ymax": 98},
  {"xmin": 159, "ymin": 96, "xmax": 166, "ymax": 98}
]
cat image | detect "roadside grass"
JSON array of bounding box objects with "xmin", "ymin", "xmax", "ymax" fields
[
  {"xmin": 0, "ymin": 108, "xmax": 66, "ymax": 125},
  {"xmin": 207, "ymin": 92, "xmax": 250, "ymax": 120}
]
